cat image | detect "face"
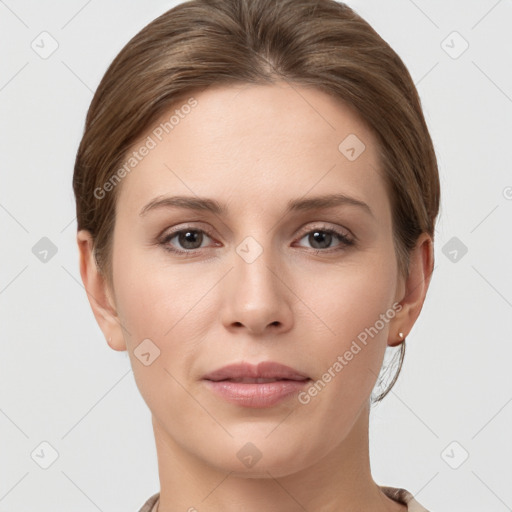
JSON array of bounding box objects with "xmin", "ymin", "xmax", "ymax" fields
[{"xmin": 101, "ymin": 82, "xmax": 406, "ymax": 476}]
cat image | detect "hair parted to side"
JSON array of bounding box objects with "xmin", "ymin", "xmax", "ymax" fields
[{"xmin": 73, "ymin": 0, "xmax": 440, "ymax": 403}]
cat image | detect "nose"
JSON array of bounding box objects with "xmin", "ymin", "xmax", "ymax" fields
[{"xmin": 219, "ymin": 241, "xmax": 294, "ymax": 336}]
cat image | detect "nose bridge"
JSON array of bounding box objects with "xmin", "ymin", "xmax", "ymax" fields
[
  {"xmin": 220, "ymin": 231, "xmax": 293, "ymax": 333},
  {"xmin": 234, "ymin": 233, "xmax": 281, "ymax": 302}
]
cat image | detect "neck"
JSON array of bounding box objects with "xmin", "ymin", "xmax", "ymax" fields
[{"xmin": 152, "ymin": 401, "xmax": 404, "ymax": 512}]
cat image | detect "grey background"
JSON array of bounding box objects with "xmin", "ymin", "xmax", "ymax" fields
[{"xmin": 0, "ymin": 0, "xmax": 511, "ymax": 510}]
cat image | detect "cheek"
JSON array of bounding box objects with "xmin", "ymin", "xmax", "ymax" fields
[
  {"xmin": 112, "ymin": 242, "xmax": 212, "ymax": 340},
  {"xmin": 111, "ymin": 247, "xmax": 219, "ymax": 390},
  {"xmin": 298, "ymin": 252, "xmax": 397, "ymax": 401},
  {"xmin": 111, "ymin": 262, "xmax": 205, "ymax": 416},
  {"xmin": 305, "ymin": 254, "xmax": 397, "ymax": 341}
]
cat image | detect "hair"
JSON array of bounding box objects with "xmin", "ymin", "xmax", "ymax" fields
[{"xmin": 72, "ymin": 0, "xmax": 440, "ymax": 403}]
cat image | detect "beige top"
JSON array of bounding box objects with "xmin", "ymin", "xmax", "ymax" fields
[{"xmin": 138, "ymin": 486, "xmax": 430, "ymax": 511}]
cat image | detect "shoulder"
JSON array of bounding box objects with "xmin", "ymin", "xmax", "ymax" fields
[
  {"xmin": 137, "ymin": 492, "xmax": 160, "ymax": 512},
  {"xmin": 380, "ymin": 486, "xmax": 431, "ymax": 512}
]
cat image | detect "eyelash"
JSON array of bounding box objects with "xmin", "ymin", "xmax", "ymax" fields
[{"xmin": 158, "ymin": 224, "xmax": 355, "ymax": 257}]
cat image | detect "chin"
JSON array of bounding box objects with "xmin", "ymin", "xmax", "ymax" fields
[{"xmin": 196, "ymin": 434, "xmax": 323, "ymax": 479}]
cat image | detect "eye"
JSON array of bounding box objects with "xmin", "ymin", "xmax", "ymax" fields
[
  {"xmin": 158, "ymin": 224, "xmax": 354, "ymax": 256},
  {"xmin": 160, "ymin": 227, "xmax": 215, "ymax": 253},
  {"xmin": 295, "ymin": 226, "xmax": 354, "ymax": 251}
]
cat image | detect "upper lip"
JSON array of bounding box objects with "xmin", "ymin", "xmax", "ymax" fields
[{"xmin": 203, "ymin": 361, "xmax": 310, "ymax": 382}]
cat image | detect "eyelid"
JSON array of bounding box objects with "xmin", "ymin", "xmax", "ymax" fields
[
  {"xmin": 159, "ymin": 222, "xmax": 216, "ymax": 240},
  {"xmin": 294, "ymin": 221, "xmax": 353, "ymax": 241}
]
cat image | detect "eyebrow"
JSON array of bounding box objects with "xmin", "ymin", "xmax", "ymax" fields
[{"xmin": 139, "ymin": 193, "xmax": 374, "ymax": 218}]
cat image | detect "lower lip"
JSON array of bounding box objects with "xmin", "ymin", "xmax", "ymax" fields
[{"xmin": 203, "ymin": 379, "xmax": 310, "ymax": 408}]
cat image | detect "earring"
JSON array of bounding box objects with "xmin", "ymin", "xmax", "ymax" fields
[{"xmin": 398, "ymin": 332, "xmax": 405, "ymax": 341}]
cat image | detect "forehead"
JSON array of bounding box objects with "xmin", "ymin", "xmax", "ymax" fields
[{"xmin": 116, "ymin": 82, "xmax": 390, "ymax": 220}]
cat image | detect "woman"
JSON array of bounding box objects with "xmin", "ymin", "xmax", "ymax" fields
[{"xmin": 73, "ymin": 0, "xmax": 439, "ymax": 510}]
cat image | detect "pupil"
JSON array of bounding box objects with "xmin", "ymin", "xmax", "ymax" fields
[
  {"xmin": 180, "ymin": 230, "xmax": 202, "ymax": 249},
  {"xmin": 310, "ymin": 231, "xmax": 331, "ymax": 249}
]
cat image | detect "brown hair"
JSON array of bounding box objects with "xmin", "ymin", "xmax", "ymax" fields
[{"xmin": 73, "ymin": 0, "xmax": 440, "ymax": 402}]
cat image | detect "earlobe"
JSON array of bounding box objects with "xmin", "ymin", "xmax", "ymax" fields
[
  {"xmin": 387, "ymin": 330, "xmax": 405, "ymax": 348},
  {"xmin": 76, "ymin": 230, "xmax": 127, "ymax": 352},
  {"xmin": 388, "ymin": 233, "xmax": 434, "ymax": 347}
]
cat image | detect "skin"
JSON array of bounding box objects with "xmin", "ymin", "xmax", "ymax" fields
[{"xmin": 77, "ymin": 82, "xmax": 433, "ymax": 511}]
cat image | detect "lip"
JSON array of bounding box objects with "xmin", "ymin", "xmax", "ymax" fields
[{"xmin": 202, "ymin": 361, "xmax": 311, "ymax": 408}]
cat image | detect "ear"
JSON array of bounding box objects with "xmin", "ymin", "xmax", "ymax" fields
[
  {"xmin": 389, "ymin": 232, "xmax": 434, "ymax": 347},
  {"xmin": 76, "ymin": 229, "xmax": 127, "ymax": 351}
]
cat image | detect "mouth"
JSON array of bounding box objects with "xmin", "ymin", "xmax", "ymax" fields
[
  {"xmin": 202, "ymin": 361, "xmax": 311, "ymax": 408},
  {"xmin": 202, "ymin": 361, "xmax": 310, "ymax": 382},
  {"xmin": 213, "ymin": 377, "xmax": 308, "ymax": 383}
]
